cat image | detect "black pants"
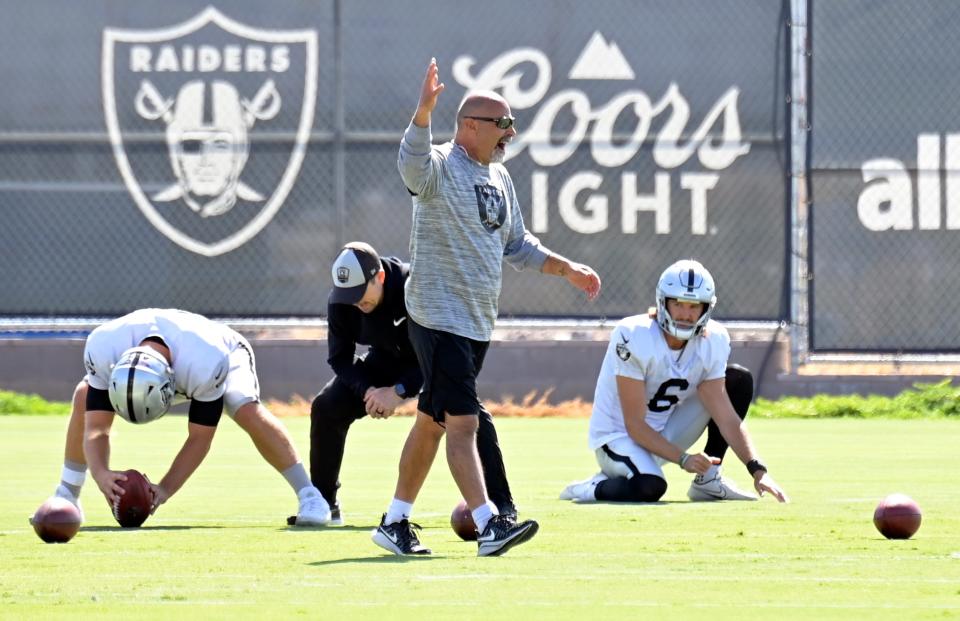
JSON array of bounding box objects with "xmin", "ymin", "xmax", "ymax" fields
[{"xmin": 309, "ymin": 352, "xmax": 515, "ymax": 513}]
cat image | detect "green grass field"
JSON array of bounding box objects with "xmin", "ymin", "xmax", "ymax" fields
[{"xmin": 2, "ymin": 416, "xmax": 959, "ymax": 620}]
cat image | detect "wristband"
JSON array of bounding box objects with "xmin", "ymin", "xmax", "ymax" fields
[
  {"xmin": 746, "ymin": 459, "xmax": 767, "ymax": 476},
  {"xmin": 678, "ymin": 452, "xmax": 691, "ymax": 468}
]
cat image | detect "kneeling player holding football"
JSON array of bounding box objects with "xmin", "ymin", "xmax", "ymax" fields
[{"xmin": 560, "ymin": 260, "xmax": 788, "ymax": 504}]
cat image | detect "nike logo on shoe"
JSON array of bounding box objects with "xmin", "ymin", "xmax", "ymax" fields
[
  {"xmin": 393, "ymin": 317, "xmax": 406, "ymax": 326},
  {"xmin": 380, "ymin": 527, "xmax": 400, "ymax": 545}
]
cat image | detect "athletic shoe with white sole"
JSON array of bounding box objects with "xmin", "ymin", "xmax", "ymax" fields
[
  {"xmin": 371, "ymin": 514, "xmax": 431, "ymax": 555},
  {"xmin": 294, "ymin": 486, "xmax": 332, "ymax": 525},
  {"xmin": 54, "ymin": 484, "xmax": 84, "ymax": 522},
  {"xmin": 687, "ymin": 466, "xmax": 758, "ymax": 501},
  {"xmin": 559, "ymin": 472, "xmax": 608, "ymax": 502},
  {"xmin": 477, "ymin": 514, "xmax": 539, "ymax": 557}
]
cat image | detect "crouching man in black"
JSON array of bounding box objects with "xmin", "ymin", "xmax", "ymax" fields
[{"xmin": 305, "ymin": 242, "xmax": 517, "ymax": 526}]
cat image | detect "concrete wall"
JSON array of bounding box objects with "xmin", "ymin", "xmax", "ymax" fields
[{"xmin": 0, "ymin": 332, "xmax": 950, "ymax": 405}]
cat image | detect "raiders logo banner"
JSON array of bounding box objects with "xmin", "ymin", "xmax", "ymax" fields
[{"xmin": 102, "ymin": 7, "xmax": 317, "ymax": 256}]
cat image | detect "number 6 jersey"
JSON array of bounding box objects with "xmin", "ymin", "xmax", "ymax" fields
[{"xmin": 588, "ymin": 314, "xmax": 730, "ymax": 450}]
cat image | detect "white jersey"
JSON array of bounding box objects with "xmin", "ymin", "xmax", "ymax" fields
[
  {"xmin": 588, "ymin": 314, "xmax": 730, "ymax": 450},
  {"xmin": 83, "ymin": 309, "xmax": 237, "ymax": 404}
]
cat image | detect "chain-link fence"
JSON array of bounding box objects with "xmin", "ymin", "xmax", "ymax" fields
[
  {"xmin": 809, "ymin": 0, "xmax": 960, "ymax": 351},
  {"xmin": 0, "ymin": 0, "xmax": 789, "ymax": 322}
]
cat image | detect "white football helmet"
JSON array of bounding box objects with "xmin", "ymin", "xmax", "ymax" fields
[
  {"xmin": 108, "ymin": 346, "xmax": 175, "ymax": 424},
  {"xmin": 655, "ymin": 259, "xmax": 717, "ymax": 340}
]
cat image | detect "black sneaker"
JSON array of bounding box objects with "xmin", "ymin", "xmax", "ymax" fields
[
  {"xmin": 371, "ymin": 514, "xmax": 431, "ymax": 555},
  {"xmin": 477, "ymin": 514, "xmax": 539, "ymax": 557},
  {"xmin": 329, "ymin": 502, "xmax": 344, "ymax": 526}
]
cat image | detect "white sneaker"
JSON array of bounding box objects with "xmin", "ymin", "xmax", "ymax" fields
[
  {"xmin": 294, "ymin": 487, "xmax": 331, "ymax": 526},
  {"xmin": 559, "ymin": 473, "xmax": 608, "ymax": 502},
  {"xmin": 54, "ymin": 484, "xmax": 84, "ymax": 521},
  {"xmin": 687, "ymin": 466, "xmax": 758, "ymax": 501}
]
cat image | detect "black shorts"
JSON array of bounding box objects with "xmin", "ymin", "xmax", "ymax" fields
[{"xmin": 407, "ymin": 318, "xmax": 489, "ymax": 422}]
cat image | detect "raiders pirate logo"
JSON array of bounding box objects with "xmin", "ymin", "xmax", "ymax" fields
[
  {"xmin": 474, "ymin": 184, "xmax": 507, "ymax": 232},
  {"xmin": 616, "ymin": 333, "xmax": 631, "ymax": 361},
  {"xmin": 102, "ymin": 7, "xmax": 317, "ymax": 256},
  {"xmin": 336, "ymin": 267, "xmax": 349, "ymax": 284}
]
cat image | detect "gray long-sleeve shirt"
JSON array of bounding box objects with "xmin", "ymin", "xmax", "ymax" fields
[{"xmin": 398, "ymin": 122, "xmax": 548, "ymax": 341}]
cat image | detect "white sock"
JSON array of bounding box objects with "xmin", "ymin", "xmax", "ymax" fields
[
  {"xmin": 60, "ymin": 461, "xmax": 87, "ymax": 498},
  {"xmin": 471, "ymin": 502, "xmax": 498, "ymax": 533},
  {"xmin": 385, "ymin": 498, "xmax": 414, "ymax": 525},
  {"xmin": 282, "ymin": 462, "xmax": 313, "ymax": 494}
]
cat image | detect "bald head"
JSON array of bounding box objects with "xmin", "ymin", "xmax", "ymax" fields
[{"xmin": 456, "ymin": 91, "xmax": 510, "ymax": 127}]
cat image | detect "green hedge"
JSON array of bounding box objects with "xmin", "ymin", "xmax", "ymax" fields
[
  {"xmin": 3, "ymin": 381, "xmax": 959, "ymax": 418},
  {"xmin": 751, "ymin": 380, "xmax": 960, "ymax": 419},
  {"xmin": 0, "ymin": 390, "xmax": 71, "ymax": 415}
]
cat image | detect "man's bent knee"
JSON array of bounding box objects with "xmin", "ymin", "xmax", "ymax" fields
[
  {"xmin": 628, "ymin": 474, "xmax": 668, "ymax": 502},
  {"xmin": 725, "ymin": 364, "xmax": 754, "ymax": 419},
  {"xmin": 234, "ymin": 401, "xmax": 275, "ymax": 429},
  {"xmin": 725, "ymin": 364, "xmax": 754, "ymax": 398},
  {"xmin": 444, "ymin": 414, "xmax": 480, "ymax": 452},
  {"xmin": 413, "ymin": 411, "xmax": 445, "ymax": 439}
]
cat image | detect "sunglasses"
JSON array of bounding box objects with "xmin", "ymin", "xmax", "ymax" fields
[{"xmin": 464, "ymin": 115, "xmax": 515, "ymax": 130}]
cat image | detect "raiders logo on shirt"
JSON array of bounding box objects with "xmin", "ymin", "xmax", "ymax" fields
[{"xmin": 616, "ymin": 333, "xmax": 631, "ymax": 361}]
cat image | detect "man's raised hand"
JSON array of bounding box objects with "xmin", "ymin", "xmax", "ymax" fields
[{"xmin": 413, "ymin": 57, "xmax": 445, "ymax": 127}]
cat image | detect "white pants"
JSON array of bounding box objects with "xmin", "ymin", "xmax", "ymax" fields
[
  {"xmin": 222, "ymin": 336, "xmax": 260, "ymax": 417},
  {"xmin": 595, "ymin": 395, "xmax": 711, "ymax": 481}
]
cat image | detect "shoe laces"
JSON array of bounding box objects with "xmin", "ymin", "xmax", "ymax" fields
[
  {"xmin": 391, "ymin": 519, "xmax": 424, "ymax": 547},
  {"xmin": 481, "ymin": 514, "xmax": 512, "ymax": 537}
]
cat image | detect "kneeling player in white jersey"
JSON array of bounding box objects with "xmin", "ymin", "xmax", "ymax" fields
[
  {"xmin": 561, "ymin": 260, "xmax": 788, "ymax": 504},
  {"xmin": 37, "ymin": 308, "xmax": 331, "ymax": 525}
]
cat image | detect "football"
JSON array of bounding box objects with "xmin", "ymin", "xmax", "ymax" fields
[
  {"xmin": 450, "ymin": 499, "xmax": 477, "ymax": 541},
  {"xmin": 31, "ymin": 497, "xmax": 82, "ymax": 543},
  {"xmin": 113, "ymin": 469, "xmax": 154, "ymax": 528},
  {"xmin": 873, "ymin": 493, "xmax": 922, "ymax": 539}
]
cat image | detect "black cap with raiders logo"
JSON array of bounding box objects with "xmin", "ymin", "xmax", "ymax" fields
[{"xmin": 329, "ymin": 241, "xmax": 382, "ymax": 304}]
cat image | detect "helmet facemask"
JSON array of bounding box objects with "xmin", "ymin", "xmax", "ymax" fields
[
  {"xmin": 655, "ymin": 260, "xmax": 717, "ymax": 341},
  {"xmin": 108, "ymin": 346, "xmax": 175, "ymax": 424}
]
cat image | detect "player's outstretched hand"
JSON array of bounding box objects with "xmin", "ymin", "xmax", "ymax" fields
[
  {"xmin": 754, "ymin": 472, "xmax": 789, "ymax": 503},
  {"xmin": 565, "ymin": 262, "xmax": 602, "ymax": 301},
  {"xmin": 413, "ymin": 57, "xmax": 445, "ymax": 127}
]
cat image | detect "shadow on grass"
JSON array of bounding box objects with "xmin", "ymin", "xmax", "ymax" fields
[
  {"xmin": 308, "ymin": 554, "xmax": 447, "ymax": 566},
  {"xmin": 281, "ymin": 525, "xmax": 373, "ymax": 533},
  {"xmin": 80, "ymin": 525, "xmax": 224, "ymax": 532},
  {"xmin": 587, "ymin": 500, "xmax": 675, "ymax": 506}
]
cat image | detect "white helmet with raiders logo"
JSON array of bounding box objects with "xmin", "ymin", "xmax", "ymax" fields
[
  {"xmin": 655, "ymin": 259, "xmax": 717, "ymax": 341},
  {"xmin": 108, "ymin": 346, "xmax": 175, "ymax": 424}
]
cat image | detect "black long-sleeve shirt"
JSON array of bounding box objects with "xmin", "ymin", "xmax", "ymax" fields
[{"xmin": 326, "ymin": 257, "xmax": 422, "ymax": 399}]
